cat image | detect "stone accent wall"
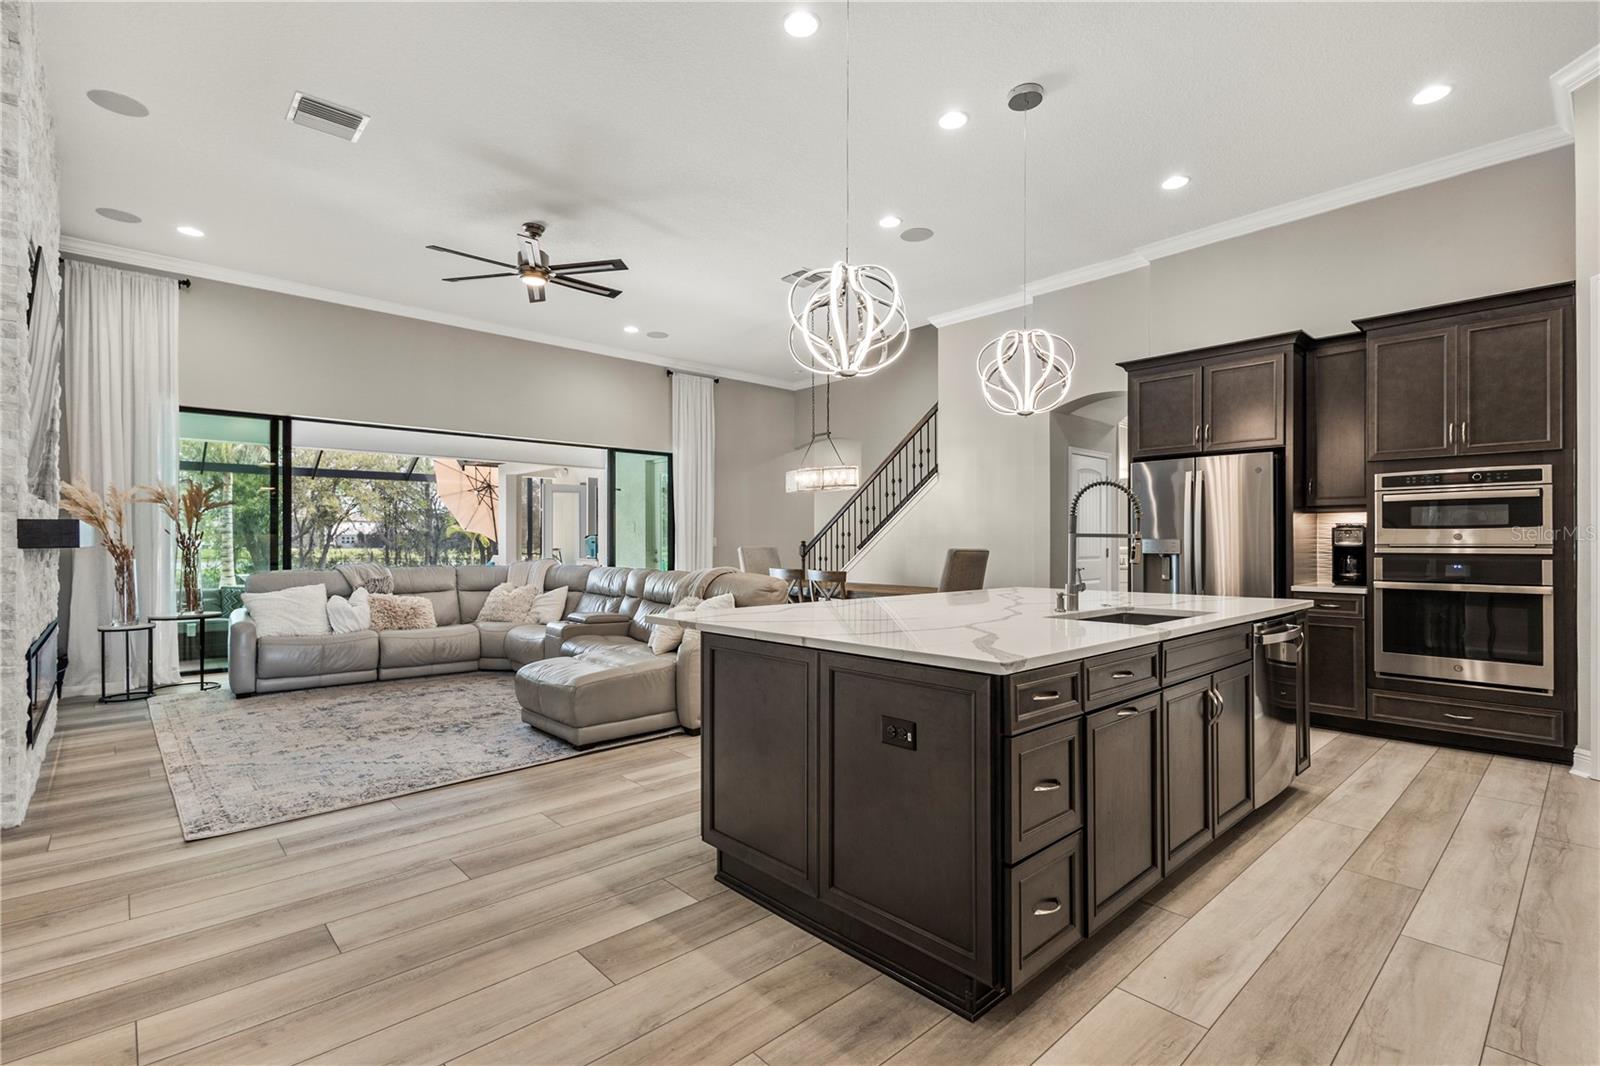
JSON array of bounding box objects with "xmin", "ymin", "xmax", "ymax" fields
[{"xmin": 1, "ymin": 0, "xmax": 61, "ymax": 826}]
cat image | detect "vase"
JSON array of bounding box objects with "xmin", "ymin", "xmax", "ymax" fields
[
  {"xmin": 179, "ymin": 543, "xmax": 202, "ymax": 614},
  {"xmin": 112, "ymin": 555, "xmax": 139, "ymax": 626}
]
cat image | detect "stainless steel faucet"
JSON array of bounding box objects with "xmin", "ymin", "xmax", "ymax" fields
[{"xmin": 1062, "ymin": 479, "xmax": 1143, "ymax": 613}]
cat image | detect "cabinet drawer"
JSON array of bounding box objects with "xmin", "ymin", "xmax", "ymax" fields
[
  {"xmin": 1006, "ymin": 662, "xmax": 1083, "ymax": 734},
  {"xmin": 1369, "ymin": 691, "xmax": 1563, "ymax": 747},
  {"xmin": 1007, "ymin": 718, "xmax": 1082, "ymax": 863},
  {"xmin": 1305, "ymin": 594, "xmax": 1364, "ymax": 618},
  {"xmin": 1162, "ymin": 624, "xmax": 1252, "ymax": 685},
  {"xmin": 1084, "ymin": 646, "xmax": 1160, "ymax": 710},
  {"xmin": 1007, "ymin": 832, "xmax": 1083, "ymax": 991}
]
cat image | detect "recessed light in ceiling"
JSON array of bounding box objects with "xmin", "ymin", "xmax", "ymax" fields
[
  {"xmin": 86, "ymin": 89, "xmax": 148, "ymax": 117},
  {"xmin": 623, "ymin": 325, "xmax": 640, "ymax": 334},
  {"xmin": 783, "ymin": 10, "xmax": 819, "ymax": 38},
  {"xmin": 1411, "ymin": 83, "xmax": 1452, "ymax": 106},
  {"xmin": 878, "ymin": 214, "xmax": 902, "ymax": 229},
  {"xmin": 95, "ymin": 207, "xmax": 142, "ymax": 223},
  {"xmin": 1161, "ymin": 174, "xmax": 1190, "ymax": 191},
  {"xmin": 900, "ymin": 227, "xmax": 934, "ymax": 242},
  {"xmin": 176, "ymin": 225, "xmax": 205, "ymax": 238},
  {"xmin": 647, "ymin": 330, "xmax": 670, "ymax": 339},
  {"xmin": 937, "ymin": 110, "xmax": 968, "ymax": 131}
]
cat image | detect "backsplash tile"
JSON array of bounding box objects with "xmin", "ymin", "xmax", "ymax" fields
[{"xmin": 1293, "ymin": 511, "xmax": 1366, "ymax": 585}]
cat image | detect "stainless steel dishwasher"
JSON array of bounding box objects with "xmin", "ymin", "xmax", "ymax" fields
[{"xmin": 1253, "ymin": 616, "xmax": 1307, "ymax": 805}]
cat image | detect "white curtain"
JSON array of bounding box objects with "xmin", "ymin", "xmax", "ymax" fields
[
  {"xmin": 24, "ymin": 271, "xmax": 62, "ymax": 497},
  {"xmin": 62, "ymin": 261, "xmax": 181, "ymax": 696},
  {"xmin": 672, "ymin": 372, "xmax": 716, "ymax": 570}
]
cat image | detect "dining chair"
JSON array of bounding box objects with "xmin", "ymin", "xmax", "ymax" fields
[
  {"xmin": 738, "ymin": 546, "xmax": 782, "ymax": 573},
  {"xmin": 807, "ymin": 569, "xmax": 849, "ymax": 601},
  {"xmin": 938, "ymin": 549, "xmax": 989, "ymax": 592},
  {"xmin": 769, "ymin": 567, "xmax": 808, "ymax": 602}
]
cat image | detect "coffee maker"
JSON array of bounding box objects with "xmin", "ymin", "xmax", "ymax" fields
[{"xmin": 1331, "ymin": 524, "xmax": 1366, "ymax": 586}]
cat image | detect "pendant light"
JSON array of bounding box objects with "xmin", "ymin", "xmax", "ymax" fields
[
  {"xmin": 787, "ymin": 0, "xmax": 909, "ymax": 379},
  {"xmin": 785, "ymin": 375, "xmax": 859, "ymax": 493},
  {"xmin": 977, "ymin": 82, "xmax": 1076, "ymax": 417}
]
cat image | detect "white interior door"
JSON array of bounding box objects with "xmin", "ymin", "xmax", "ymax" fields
[
  {"xmin": 543, "ymin": 484, "xmax": 582, "ymax": 563},
  {"xmin": 1069, "ymin": 448, "xmax": 1114, "ymax": 590}
]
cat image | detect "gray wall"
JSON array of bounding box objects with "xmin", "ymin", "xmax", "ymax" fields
[
  {"xmin": 714, "ymin": 378, "xmax": 812, "ymax": 570},
  {"xmin": 793, "ymin": 324, "xmax": 938, "ymax": 469}
]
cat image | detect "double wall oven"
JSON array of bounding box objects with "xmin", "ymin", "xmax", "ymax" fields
[{"xmin": 1373, "ymin": 465, "xmax": 1554, "ymax": 693}]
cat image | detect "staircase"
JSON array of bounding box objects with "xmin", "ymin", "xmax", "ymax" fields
[{"xmin": 800, "ymin": 404, "xmax": 938, "ymax": 571}]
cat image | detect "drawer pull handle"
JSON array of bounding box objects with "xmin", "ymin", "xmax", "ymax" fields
[
  {"xmin": 1033, "ymin": 899, "xmax": 1062, "ymax": 916},
  {"xmin": 1032, "ymin": 780, "xmax": 1062, "ymax": 793},
  {"xmin": 1116, "ymin": 708, "xmax": 1140, "ymax": 717},
  {"xmin": 1443, "ymin": 713, "xmax": 1475, "ymax": 721},
  {"xmin": 1110, "ymin": 670, "xmax": 1136, "ymax": 680},
  {"xmin": 1031, "ymin": 691, "xmax": 1060, "ymax": 702},
  {"xmin": 1316, "ymin": 602, "xmax": 1344, "ymax": 609}
]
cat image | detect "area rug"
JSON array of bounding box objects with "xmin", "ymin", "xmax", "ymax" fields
[{"xmin": 149, "ymin": 673, "xmax": 589, "ymax": 840}]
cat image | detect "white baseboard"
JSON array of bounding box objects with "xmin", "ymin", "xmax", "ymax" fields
[{"xmin": 1571, "ymin": 748, "xmax": 1593, "ymax": 779}]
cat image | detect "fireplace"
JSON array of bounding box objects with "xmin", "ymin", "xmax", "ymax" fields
[{"xmin": 25, "ymin": 621, "xmax": 60, "ymax": 748}]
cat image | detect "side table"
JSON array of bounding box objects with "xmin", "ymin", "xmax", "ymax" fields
[
  {"xmin": 150, "ymin": 611, "xmax": 226, "ymax": 692},
  {"xmin": 98, "ymin": 622, "xmax": 155, "ymax": 703}
]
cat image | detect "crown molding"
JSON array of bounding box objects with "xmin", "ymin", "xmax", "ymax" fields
[
  {"xmin": 1551, "ymin": 45, "xmax": 1600, "ymax": 133},
  {"xmin": 921, "ymin": 126, "xmax": 1572, "ymax": 331},
  {"xmin": 57, "ymin": 237, "xmax": 798, "ymax": 391}
]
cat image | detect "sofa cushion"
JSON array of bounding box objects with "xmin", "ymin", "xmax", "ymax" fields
[
  {"xmin": 514, "ymin": 654, "xmax": 677, "ymax": 731},
  {"xmin": 377, "ymin": 624, "xmax": 480, "ymax": 669},
  {"xmin": 561, "ymin": 634, "xmax": 658, "ymax": 666},
  {"xmin": 455, "ymin": 564, "xmax": 510, "ymax": 623},
  {"xmin": 257, "ymin": 630, "xmax": 379, "ymax": 679},
  {"xmin": 391, "ymin": 566, "xmax": 461, "ymax": 626},
  {"xmin": 503, "ymin": 624, "xmax": 551, "ymax": 668}
]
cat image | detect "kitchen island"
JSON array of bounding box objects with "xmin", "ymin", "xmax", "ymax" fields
[{"xmin": 688, "ymin": 588, "xmax": 1312, "ymax": 1019}]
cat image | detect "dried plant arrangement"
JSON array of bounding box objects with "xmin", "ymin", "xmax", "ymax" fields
[
  {"xmin": 60, "ymin": 478, "xmax": 140, "ymax": 624},
  {"xmin": 139, "ymin": 479, "xmax": 231, "ymax": 614}
]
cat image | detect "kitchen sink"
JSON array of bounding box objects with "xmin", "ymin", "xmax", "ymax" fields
[{"xmin": 1054, "ymin": 608, "xmax": 1203, "ymax": 626}]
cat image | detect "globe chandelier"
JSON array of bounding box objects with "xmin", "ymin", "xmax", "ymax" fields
[
  {"xmin": 787, "ymin": 0, "xmax": 909, "ymax": 379},
  {"xmin": 977, "ymin": 83, "xmax": 1076, "ymax": 417}
]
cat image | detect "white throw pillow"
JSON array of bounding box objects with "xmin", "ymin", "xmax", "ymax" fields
[
  {"xmin": 478, "ymin": 581, "xmax": 540, "ymax": 623},
  {"xmin": 326, "ymin": 587, "xmax": 371, "ymax": 634},
  {"xmin": 243, "ymin": 584, "xmax": 332, "ymax": 638},
  {"xmin": 649, "ymin": 593, "xmax": 735, "ymax": 655},
  {"xmin": 531, "ymin": 585, "xmax": 568, "ymax": 625}
]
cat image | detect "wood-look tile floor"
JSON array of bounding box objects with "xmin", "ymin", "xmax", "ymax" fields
[{"xmin": 3, "ymin": 700, "xmax": 1596, "ymax": 1066}]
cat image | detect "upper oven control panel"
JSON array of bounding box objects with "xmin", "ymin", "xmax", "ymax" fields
[{"xmin": 1378, "ymin": 466, "xmax": 1550, "ymax": 489}]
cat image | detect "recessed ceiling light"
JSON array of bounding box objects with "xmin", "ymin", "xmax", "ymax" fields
[
  {"xmin": 176, "ymin": 225, "xmax": 205, "ymax": 238},
  {"xmin": 1412, "ymin": 83, "xmax": 1452, "ymax": 106},
  {"xmin": 647, "ymin": 330, "xmax": 670, "ymax": 339},
  {"xmin": 95, "ymin": 207, "xmax": 141, "ymax": 223},
  {"xmin": 86, "ymin": 89, "xmax": 148, "ymax": 117},
  {"xmin": 623, "ymin": 325, "xmax": 640, "ymax": 334},
  {"xmin": 783, "ymin": 10, "xmax": 819, "ymax": 38},
  {"xmin": 1161, "ymin": 174, "xmax": 1190, "ymax": 191},
  {"xmin": 900, "ymin": 227, "xmax": 934, "ymax": 243},
  {"xmin": 937, "ymin": 110, "xmax": 968, "ymax": 131},
  {"xmin": 878, "ymin": 214, "xmax": 902, "ymax": 229}
]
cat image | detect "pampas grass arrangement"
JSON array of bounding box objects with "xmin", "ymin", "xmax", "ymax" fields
[
  {"xmin": 139, "ymin": 480, "xmax": 231, "ymax": 614},
  {"xmin": 60, "ymin": 478, "xmax": 141, "ymax": 624}
]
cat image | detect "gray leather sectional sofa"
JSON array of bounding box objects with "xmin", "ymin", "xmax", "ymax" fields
[{"xmin": 227, "ymin": 561, "xmax": 788, "ymax": 745}]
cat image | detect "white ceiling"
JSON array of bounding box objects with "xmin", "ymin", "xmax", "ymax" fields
[{"xmin": 38, "ymin": 2, "xmax": 1595, "ymax": 386}]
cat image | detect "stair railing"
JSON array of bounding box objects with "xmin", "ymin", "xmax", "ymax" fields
[{"xmin": 799, "ymin": 404, "xmax": 938, "ymax": 572}]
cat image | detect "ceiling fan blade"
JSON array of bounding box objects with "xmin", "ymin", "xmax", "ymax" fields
[
  {"xmin": 443, "ymin": 272, "xmax": 518, "ymax": 282},
  {"xmin": 426, "ymin": 244, "xmax": 517, "ymax": 270},
  {"xmin": 547, "ymin": 258, "xmax": 628, "ymax": 275},
  {"xmin": 527, "ymin": 284, "xmax": 547, "ymax": 304},
  {"xmin": 549, "ymin": 275, "xmax": 622, "ymax": 299}
]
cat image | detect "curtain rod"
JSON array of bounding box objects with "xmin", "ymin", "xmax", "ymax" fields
[
  {"xmin": 665, "ymin": 369, "xmax": 719, "ymax": 383},
  {"xmin": 59, "ymin": 252, "xmax": 190, "ymax": 287}
]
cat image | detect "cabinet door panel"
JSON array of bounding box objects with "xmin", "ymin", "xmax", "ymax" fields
[
  {"xmin": 1085, "ymin": 695, "xmax": 1163, "ymax": 933},
  {"xmin": 1211, "ymin": 661, "xmax": 1254, "ymax": 833},
  {"xmin": 818, "ymin": 654, "xmax": 994, "ymax": 979},
  {"xmin": 1458, "ymin": 309, "xmax": 1563, "ymax": 454},
  {"xmin": 1306, "ymin": 341, "xmax": 1367, "ymax": 507},
  {"xmin": 1202, "ymin": 352, "xmax": 1285, "ymax": 451},
  {"xmin": 1008, "ymin": 718, "xmax": 1082, "ymax": 863},
  {"xmin": 1129, "ymin": 368, "xmax": 1202, "ymax": 458},
  {"xmin": 1161, "ymin": 678, "xmax": 1214, "ymax": 873},
  {"xmin": 1306, "ymin": 615, "xmax": 1364, "ymax": 720},
  {"xmin": 1369, "ymin": 327, "xmax": 1455, "ymax": 461},
  {"xmin": 703, "ymin": 636, "xmax": 818, "ymax": 894}
]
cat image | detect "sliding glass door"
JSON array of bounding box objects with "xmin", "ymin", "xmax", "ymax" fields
[{"xmin": 609, "ymin": 450, "xmax": 673, "ymax": 570}]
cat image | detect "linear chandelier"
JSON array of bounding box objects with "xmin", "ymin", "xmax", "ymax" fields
[
  {"xmin": 787, "ymin": 0, "xmax": 909, "ymax": 379},
  {"xmin": 786, "ymin": 374, "xmax": 858, "ymax": 493},
  {"xmin": 977, "ymin": 82, "xmax": 1076, "ymax": 417}
]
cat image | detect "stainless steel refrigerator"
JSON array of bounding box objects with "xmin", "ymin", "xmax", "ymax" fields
[{"xmin": 1129, "ymin": 451, "xmax": 1279, "ymax": 598}]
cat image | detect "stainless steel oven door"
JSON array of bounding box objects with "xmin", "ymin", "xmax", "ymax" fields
[
  {"xmin": 1374, "ymin": 486, "xmax": 1552, "ymax": 549},
  {"xmin": 1373, "ymin": 555, "xmax": 1554, "ymax": 691}
]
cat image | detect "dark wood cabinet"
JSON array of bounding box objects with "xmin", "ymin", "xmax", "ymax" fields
[
  {"xmin": 1365, "ymin": 300, "xmax": 1564, "ymax": 462},
  {"xmin": 1161, "ymin": 678, "xmax": 1214, "ymax": 873},
  {"xmin": 1211, "ymin": 661, "xmax": 1254, "ymax": 833},
  {"xmin": 1305, "ymin": 597, "xmax": 1365, "ymax": 721},
  {"xmin": 1128, "ymin": 367, "xmax": 1202, "ymax": 458},
  {"xmin": 1305, "ymin": 336, "xmax": 1367, "ymax": 508},
  {"xmin": 1203, "ymin": 353, "xmax": 1285, "ymax": 451},
  {"xmin": 1084, "ymin": 695, "xmax": 1163, "ymax": 933}
]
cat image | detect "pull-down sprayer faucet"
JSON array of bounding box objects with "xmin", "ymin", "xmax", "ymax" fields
[{"xmin": 1059, "ymin": 479, "xmax": 1143, "ymax": 613}]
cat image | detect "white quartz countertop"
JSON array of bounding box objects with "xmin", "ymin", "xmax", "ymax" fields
[
  {"xmin": 1291, "ymin": 583, "xmax": 1368, "ymax": 596},
  {"xmin": 680, "ymin": 588, "xmax": 1313, "ymax": 675}
]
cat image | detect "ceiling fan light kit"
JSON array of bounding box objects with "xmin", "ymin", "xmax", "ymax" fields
[
  {"xmin": 427, "ymin": 221, "xmax": 627, "ymax": 305},
  {"xmin": 977, "ymin": 82, "xmax": 1075, "ymax": 417}
]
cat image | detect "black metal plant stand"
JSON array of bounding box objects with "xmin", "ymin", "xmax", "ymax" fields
[
  {"xmin": 150, "ymin": 611, "xmax": 226, "ymax": 692},
  {"xmin": 98, "ymin": 622, "xmax": 155, "ymax": 703}
]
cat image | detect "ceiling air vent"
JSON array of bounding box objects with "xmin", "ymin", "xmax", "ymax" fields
[
  {"xmin": 285, "ymin": 92, "xmax": 370, "ymax": 142},
  {"xmin": 780, "ymin": 268, "xmax": 812, "ymax": 284}
]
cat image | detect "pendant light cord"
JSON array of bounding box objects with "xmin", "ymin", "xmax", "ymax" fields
[
  {"xmin": 1021, "ymin": 105, "xmax": 1029, "ymax": 331},
  {"xmin": 844, "ymin": 0, "xmax": 851, "ymax": 263}
]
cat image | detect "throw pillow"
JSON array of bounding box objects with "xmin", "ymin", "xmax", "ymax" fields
[
  {"xmin": 531, "ymin": 585, "xmax": 569, "ymax": 625},
  {"xmin": 649, "ymin": 593, "xmax": 736, "ymax": 655},
  {"xmin": 368, "ymin": 593, "xmax": 437, "ymax": 631},
  {"xmin": 478, "ymin": 581, "xmax": 541, "ymax": 624},
  {"xmin": 326, "ymin": 587, "xmax": 371, "ymax": 634},
  {"xmin": 242, "ymin": 584, "xmax": 332, "ymax": 638}
]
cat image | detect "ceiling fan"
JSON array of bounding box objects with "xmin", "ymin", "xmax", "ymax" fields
[{"xmin": 426, "ymin": 221, "xmax": 627, "ymax": 304}]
